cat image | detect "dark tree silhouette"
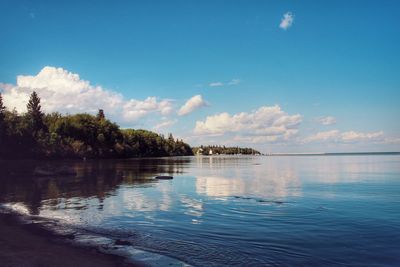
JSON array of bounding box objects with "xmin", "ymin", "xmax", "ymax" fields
[
  {"xmin": 0, "ymin": 92, "xmax": 5, "ymax": 123},
  {"xmin": 27, "ymin": 91, "xmax": 45, "ymax": 134},
  {"xmin": 97, "ymin": 109, "xmax": 105, "ymax": 121},
  {"xmin": 0, "ymin": 93, "xmax": 6, "ymax": 156}
]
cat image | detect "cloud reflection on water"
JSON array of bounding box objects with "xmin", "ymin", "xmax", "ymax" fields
[
  {"xmin": 1, "ymin": 156, "xmax": 398, "ymax": 221},
  {"xmin": 193, "ymin": 156, "xmax": 302, "ymax": 200}
]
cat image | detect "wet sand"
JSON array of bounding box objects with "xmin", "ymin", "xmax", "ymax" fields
[{"xmin": 0, "ymin": 213, "xmax": 145, "ymax": 267}]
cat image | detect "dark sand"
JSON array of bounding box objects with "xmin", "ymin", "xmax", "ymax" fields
[{"xmin": 0, "ymin": 213, "xmax": 145, "ymax": 267}]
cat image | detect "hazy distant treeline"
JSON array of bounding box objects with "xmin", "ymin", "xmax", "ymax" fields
[
  {"xmin": 0, "ymin": 92, "xmax": 193, "ymax": 159},
  {"xmin": 193, "ymin": 145, "xmax": 261, "ymax": 155}
]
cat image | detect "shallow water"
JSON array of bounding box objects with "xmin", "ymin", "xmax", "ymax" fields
[{"xmin": 1, "ymin": 155, "xmax": 400, "ymax": 266}]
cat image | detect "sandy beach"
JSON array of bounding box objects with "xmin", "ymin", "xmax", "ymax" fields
[{"xmin": 0, "ymin": 212, "xmax": 145, "ymax": 267}]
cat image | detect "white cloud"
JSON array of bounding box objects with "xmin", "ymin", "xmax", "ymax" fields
[
  {"xmin": 303, "ymin": 130, "xmax": 340, "ymax": 143},
  {"xmin": 178, "ymin": 95, "xmax": 207, "ymax": 116},
  {"xmin": 209, "ymin": 82, "xmax": 224, "ymax": 87},
  {"xmin": 304, "ymin": 130, "xmax": 384, "ymax": 143},
  {"xmin": 123, "ymin": 97, "xmax": 173, "ymax": 121},
  {"xmin": 194, "ymin": 105, "xmax": 302, "ymax": 143},
  {"xmin": 341, "ymin": 131, "xmax": 384, "ymax": 142},
  {"xmin": 317, "ymin": 116, "xmax": 337, "ymax": 125},
  {"xmin": 0, "ymin": 66, "xmax": 173, "ymax": 125},
  {"xmin": 279, "ymin": 12, "xmax": 294, "ymax": 30}
]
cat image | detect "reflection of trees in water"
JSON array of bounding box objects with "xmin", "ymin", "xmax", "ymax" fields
[{"xmin": 0, "ymin": 158, "xmax": 191, "ymax": 215}]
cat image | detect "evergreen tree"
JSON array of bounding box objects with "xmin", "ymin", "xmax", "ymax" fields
[
  {"xmin": 97, "ymin": 109, "xmax": 105, "ymax": 120},
  {"xmin": 0, "ymin": 92, "xmax": 5, "ymax": 123},
  {"xmin": 0, "ymin": 93, "xmax": 6, "ymax": 155},
  {"xmin": 168, "ymin": 133, "xmax": 174, "ymax": 143},
  {"xmin": 27, "ymin": 91, "xmax": 45, "ymax": 133}
]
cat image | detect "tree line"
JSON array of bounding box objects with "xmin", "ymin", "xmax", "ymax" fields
[
  {"xmin": 0, "ymin": 92, "xmax": 193, "ymax": 159},
  {"xmin": 193, "ymin": 145, "xmax": 261, "ymax": 155}
]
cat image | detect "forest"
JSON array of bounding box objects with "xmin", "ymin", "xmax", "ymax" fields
[{"xmin": 0, "ymin": 91, "xmax": 193, "ymax": 159}]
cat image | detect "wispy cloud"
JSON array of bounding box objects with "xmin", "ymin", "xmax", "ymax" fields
[
  {"xmin": 178, "ymin": 95, "xmax": 207, "ymax": 116},
  {"xmin": 209, "ymin": 82, "xmax": 224, "ymax": 87},
  {"xmin": 153, "ymin": 119, "xmax": 178, "ymax": 131},
  {"xmin": 279, "ymin": 12, "xmax": 294, "ymax": 30},
  {"xmin": 303, "ymin": 130, "xmax": 384, "ymax": 143},
  {"xmin": 228, "ymin": 79, "xmax": 241, "ymax": 85},
  {"xmin": 316, "ymin": 116, "xmax": 336, "ymax": 125},
  {"xmin": 209, "ymin": 79, "xmax": 240, "ymax": 87}
]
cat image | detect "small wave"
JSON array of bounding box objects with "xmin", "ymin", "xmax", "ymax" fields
[
  {"xmin": 0, "ymin": 204, "xmax": 190, "ymax": 266},
  {"xmin": 231, "ymin": 196, "xmax": 288, "ymax": 205}
]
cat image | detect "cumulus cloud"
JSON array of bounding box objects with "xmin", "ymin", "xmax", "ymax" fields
[
  {"xmin": 317, "ymin": 116, "xmax": 337, "ymax": 125},
  {"xmin": 304, "ymin": 130, "xmax": 384, "ymax": 143},
  {"xmin": 123, "ymin": 97, "xmax": 173, "ymax": 121},
  {"xmin": 0, "ymin": 66, "xmax": 173, "ymax": 125},
  {"xmin": 194, "ymin": 105, "xmax": 302, "ymax": 143},
  {"xmin": 178, "ymin": 95, "xmax": 207, "ymax": 116},
  {"xmin": 279, "ymin": 12, "xmax": 294, "ymax": 30}
]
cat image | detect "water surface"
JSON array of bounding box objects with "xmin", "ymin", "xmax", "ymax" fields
[{"xmin": 1, "ymin": 155, "xmax": 399, "ymax": 266}]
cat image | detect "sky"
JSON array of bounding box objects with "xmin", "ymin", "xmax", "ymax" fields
[{"xmin": 0, "ymin": 0, "xmax": 399, "ymax": 153}]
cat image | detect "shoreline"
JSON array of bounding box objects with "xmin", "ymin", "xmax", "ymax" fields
[{"xmin": 0, "ymin": 211, "xmax": 147, "ymax": 267}]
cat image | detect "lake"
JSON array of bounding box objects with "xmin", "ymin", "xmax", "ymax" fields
[{"xmin": 1, "ymin": 155, "xmax": 399, "ymax": 266}]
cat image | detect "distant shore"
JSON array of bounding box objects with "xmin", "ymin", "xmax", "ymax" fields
[
  {"xmin": 265, "ymin": 152, "xmax": 400, "ymax": 156},
  {"xmin": 0, "ymin": 211, "xmax": 144, "ymax": 267}
]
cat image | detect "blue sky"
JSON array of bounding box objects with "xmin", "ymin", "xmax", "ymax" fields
[{"xmin": 1, "ymin": 0, "xmax": 399, "ymax": 152}]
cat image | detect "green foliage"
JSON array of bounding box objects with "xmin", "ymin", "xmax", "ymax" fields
[
  {"xmin": 122, "ymin": 130, "xmax": 192, "ymax": 157},
  {"xmin": 1, "ymin": 109, "xmax": 33, "ymax": 158},
  {"xmin": 0, "ymin": 93, "xmax": 193, "ymax": 159}
]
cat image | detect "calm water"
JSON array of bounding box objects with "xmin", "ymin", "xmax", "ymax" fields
[{"xmin": 1, "ymin": 155, "xmax": 400, "ymax": 266}]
